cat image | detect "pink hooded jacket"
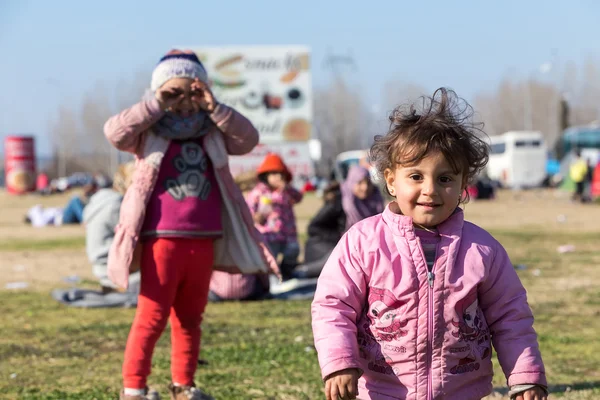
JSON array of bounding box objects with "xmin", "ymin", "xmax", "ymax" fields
[
  {"xmin": 311, "ymin": 205, "xmax": 546, "ymax": 400},
  {"xmin": 104, "ymin": 98, "xmax": 279, "ymax": 289}
]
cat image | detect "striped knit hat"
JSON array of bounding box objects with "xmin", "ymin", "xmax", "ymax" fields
[{"xmin": 150, "ymin": 49, "xmax": 208, "ymax": 92}]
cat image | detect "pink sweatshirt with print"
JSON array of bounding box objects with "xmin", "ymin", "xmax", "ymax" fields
[
  {"xmin": 103, "ymin": 98, "xmax": 279, "ymax": 289},
  {"xmin": 311, "ymin": 205, "xmax": 546, "ymax": 400}
]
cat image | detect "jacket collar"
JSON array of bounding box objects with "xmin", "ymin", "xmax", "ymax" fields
[{"xmin": 382, "ymin": 202, "xmax": 464, "ymax": 237}]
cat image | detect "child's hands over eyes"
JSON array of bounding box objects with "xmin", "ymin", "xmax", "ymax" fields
[
  {"xmin": 155, "ymin": 87, "xmax": 185, "ymax": 111},
  {"xmin": 191, "ymin": 79, "xmax": 217, "ymax": 113}
]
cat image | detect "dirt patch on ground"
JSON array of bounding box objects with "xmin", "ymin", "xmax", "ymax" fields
[
  {"xmin": 463, "ymin": 189, "xmax": 600, "ymax": 232},
  {"xmin": 0, "ymin": 249, "xmax": 93, "ymax": 290},
  {"xmin": 0, "ymin": 190, "xmax": 91, "ymax": 290},
  {"xmin": 1, "ymin": 188, "xmax": 598, "ymax": 291}
]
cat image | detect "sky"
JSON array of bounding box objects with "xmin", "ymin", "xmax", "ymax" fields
[{"xmin": 1, "ymin": 0, "xmax": 599, "ymax": 156}]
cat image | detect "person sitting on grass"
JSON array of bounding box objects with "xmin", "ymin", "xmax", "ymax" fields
[{"xmin": 83, "ymin": 162, "xmax": 138, "ymax": 293}]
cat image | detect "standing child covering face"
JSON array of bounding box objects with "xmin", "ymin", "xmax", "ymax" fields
[
  {"xmin": 311, "ymin": 88, "xmax": 547, "ymax": 400},
  {"xmin": 104, "ymin": 49, "xmax": 278, "ymax": 400}
]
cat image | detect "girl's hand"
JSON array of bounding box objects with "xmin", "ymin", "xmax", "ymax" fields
[
  {"xmin": 191, "ymin": 78, "xmax": 217, "ymax": 113},
  {"xmin": 155, "ymin": 87, "xmax": 184, "ymax": 112},
  {"xmin": 325, "ymin": 368, "xmax": 359, "ymax": 400},
  {"xmin": 514, "ymin": 387, "xmax": 547, "ymax": 400},
  {"xmin": 253, "ymin": 213, "xmax": 267, "ymax": 225}
]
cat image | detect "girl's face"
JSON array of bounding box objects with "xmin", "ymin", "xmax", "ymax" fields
[
  {"xmin": 384, "ymin": 151, "xmax": 466, "ymax": 228},
  {"xmin": 160, "ymin": 77, "xmax": 201, "ymax": 117},
  {"xmin": 267, "ymin": 172, "xmax": 285, "ymax": 189},
  {"xmin": 352, "ymin": 178, "xmax": 371, "ymax": 200}
]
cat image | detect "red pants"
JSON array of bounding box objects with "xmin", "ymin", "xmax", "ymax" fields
[{"xmin": 123, "ymin": 238, "xmax": 214, "ymax": 388}]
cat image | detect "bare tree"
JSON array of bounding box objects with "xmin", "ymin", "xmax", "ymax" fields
[
  {"xmin": 80, "ymin": 83, "xmax": 114, "ymax": 171},
  {"xmin": 46, "ymin": 71, "xmax": 148, "ymax": 178},
  {"xmin": 570, "ymin": 58, "xmax": 600, "ymax": 125},
  {"xmin": 377, "ymin": 80, "xmax": 429, "ymax": 136},
  {"xmin": 382, "ymin": 81, "xmax": 428, "ymax": 114},
  {"xmin": 313, "ymin": 78, "xmax": 370, "ymax": 172},
  {"xmin": 476, "ymin": 77, "xmax": 564, "ymax": 147},
  {"xmin": 47, "ymin": 105, "xmax": 79, "ymax": 178}
]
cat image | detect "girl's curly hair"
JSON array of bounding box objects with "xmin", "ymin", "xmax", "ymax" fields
[{"xmin": 370, "ymin": 87, "xmax": 489, "ymax": 200}]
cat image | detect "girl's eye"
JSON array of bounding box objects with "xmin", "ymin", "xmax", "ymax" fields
[
  {"xmin": 440, "ymin": 176, "xmax": 452, "ymax": 183},
  {"xmin": 409, "ymin": 175, "xmax": 422, "ymax": 181}
]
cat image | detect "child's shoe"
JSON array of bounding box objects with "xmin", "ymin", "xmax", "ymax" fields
[
  {"xmin": 120, "ymin": 387, "xmax": 161, "ymax": 400},
  {"xmin": 168, "ymin": 383, "xmax": 214, "ymax": 400}
]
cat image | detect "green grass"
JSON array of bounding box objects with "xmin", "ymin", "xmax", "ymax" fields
[
  {"xmin": 0, "ymin": 237, "xmax": 85, "ymax": 252},
  {"xmin": 1, "ymin": 229, "xmax": 600, "ymax": 399},
  {"xmin": 0, "ymin": 295, "xmax": 321, "ymax": 400}
]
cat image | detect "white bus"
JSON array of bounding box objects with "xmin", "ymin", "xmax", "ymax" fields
[{"xmin": 486, "ymin": 131, "xmax": 547, "ymax": 188}]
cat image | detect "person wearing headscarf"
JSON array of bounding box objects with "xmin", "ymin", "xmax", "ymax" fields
[{"xmin": 341, "ymin": 165, "xmax": 385, "ymax": 229}]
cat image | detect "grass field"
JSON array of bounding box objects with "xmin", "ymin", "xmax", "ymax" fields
[{"xmin": 0, "ymin": 189, "xmax": 599, "ymax": 399}]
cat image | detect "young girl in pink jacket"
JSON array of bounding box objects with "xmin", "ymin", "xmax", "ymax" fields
[
  {"xmin": 246, "ymin": 153, "xmax": 303, "ymax": 280},
  {"xmin": 104, "ymin": 49, "xmax": 277, "ymax": 400},
  {"xmin": 311, "ymin": 88, "xmax": 547, "ymax": 400}
]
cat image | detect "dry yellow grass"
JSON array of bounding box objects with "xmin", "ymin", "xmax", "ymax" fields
[{"xmin": 1, "ymin": 188, "xmax": 599, "ymax": 291}]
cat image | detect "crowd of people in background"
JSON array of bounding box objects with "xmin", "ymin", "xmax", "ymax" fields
[{"xmin": 27, "ymin": 146, "xmax": 600, "ymax": 300}]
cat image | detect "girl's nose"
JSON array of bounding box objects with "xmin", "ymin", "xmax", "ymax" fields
[
  {"xmin": 180, "ymin": 95, "xmax": 194, "ymax": 108},
  {"xmin": 421, "ymin": 179, "xmax": 436, "ymax": 196}
]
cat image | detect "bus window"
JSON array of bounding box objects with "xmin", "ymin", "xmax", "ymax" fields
[
  {"xmin": 515, "ymin": 140, "xmax": 542, "ymax": 148},
  {"xmin": 491, "ymin": 143, "xmax": 506, "ymax": 154}
]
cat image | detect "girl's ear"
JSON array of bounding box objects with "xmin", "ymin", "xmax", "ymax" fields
[{"xmin": 384, "ymin": 168, "xmax": 395, "ymax": 192}]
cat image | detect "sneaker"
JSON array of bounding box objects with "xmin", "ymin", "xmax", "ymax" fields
[
  {"xmin": 120, "ymin": 387, "xmax": 161, "ymax": 400},
  {"xmin": 168, "ymin": 384, "xmax": 215, "ymax": 400}
]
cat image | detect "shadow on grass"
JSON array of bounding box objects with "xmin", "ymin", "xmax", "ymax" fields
[
  {"xmin": 547, "ymin": 381, "xmax": 600, "ymax": 394},
  {"xmin": 493, "ymin": 380, "xmax": 600, "ymax": 395}
]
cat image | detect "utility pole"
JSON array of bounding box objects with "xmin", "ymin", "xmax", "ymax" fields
[
  {"xmin": 322, "ymin": 47, "xmax": 357, "ymax": 77},
  {"xmin": 317, "ymin": 48, "xmax": 360, "ymax": 166}
]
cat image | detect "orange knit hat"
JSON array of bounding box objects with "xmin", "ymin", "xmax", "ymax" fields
[{"xmin": 256, "ymin": 153, "xmax": 292, "ymax": 182}]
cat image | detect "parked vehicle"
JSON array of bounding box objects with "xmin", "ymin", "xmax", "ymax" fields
[
  {"xmin": 560, "ymin": 124, "xmax": 600, "ymax": 155},
  {"xmin": 333, "ymin": 149, "xmax": 381, "ymax": 183},
  {"xmin": 486, "ymin": 131, "xmax": 547, "ymax": 188}
]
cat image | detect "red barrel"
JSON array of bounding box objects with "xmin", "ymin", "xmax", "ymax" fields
[{"xmin": 4, "ymin": 136, "xmax": 37, "ymax": 194}]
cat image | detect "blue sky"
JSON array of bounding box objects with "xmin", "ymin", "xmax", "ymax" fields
[{"xmin": 1, "ymin": 0, "xmax": 599, "ymax": 156}]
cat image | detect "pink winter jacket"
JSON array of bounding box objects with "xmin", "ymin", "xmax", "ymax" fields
[
  {"xmin": 311, "ymin": 205, "xmax": 546, "ymax": 400},
  {"xmin": 104, "ymin": 98, "xmax": 279, "ymax": 289}
]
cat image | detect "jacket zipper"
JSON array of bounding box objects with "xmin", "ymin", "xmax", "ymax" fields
[
  {"xmin": 427, "ymin": 263, "xmax": 434, "ymax": 400},
  {"xmin": 418, "ymin": 237, "xmax": 436, "ymax": 400}
]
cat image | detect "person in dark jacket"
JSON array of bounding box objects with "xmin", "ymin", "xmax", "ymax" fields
[{"xmin": 293, "ymin": 182, "xmax": 346, "ymax": 278}]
